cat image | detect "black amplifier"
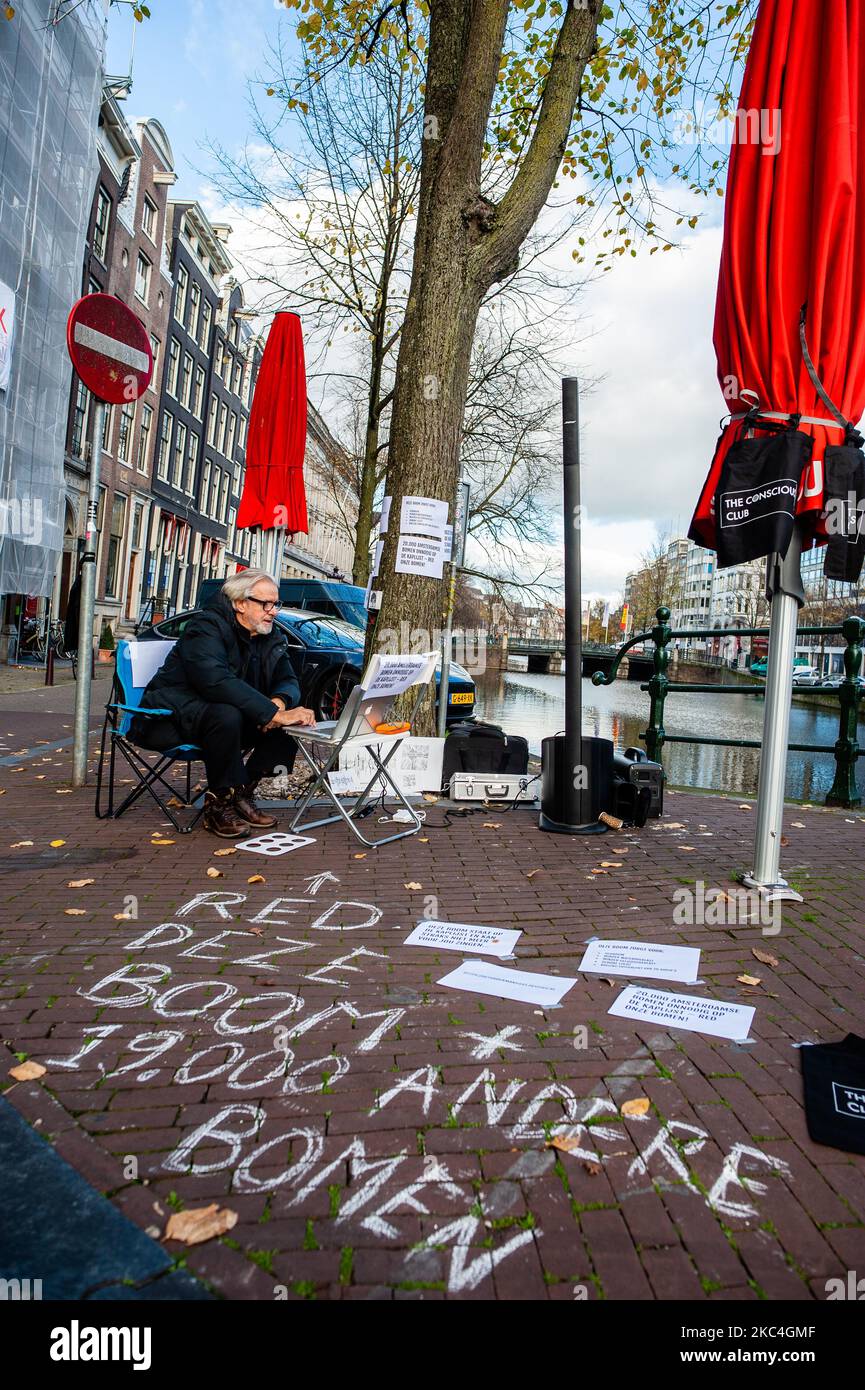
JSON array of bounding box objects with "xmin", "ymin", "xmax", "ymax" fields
[{"xmin": 613, "ymin": 746, "xmax": 664, "ymax": 818}]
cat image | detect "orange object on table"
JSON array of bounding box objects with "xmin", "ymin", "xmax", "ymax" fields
[{"xmin": 374, "ymin": 721, "xmax": 410, "ymax": 734}]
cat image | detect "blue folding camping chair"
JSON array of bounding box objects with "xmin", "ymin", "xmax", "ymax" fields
[{"xmin": 94, "ymin": 638, "xmax": 205, "ymax": 833}]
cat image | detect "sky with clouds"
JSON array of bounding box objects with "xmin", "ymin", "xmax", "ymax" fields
[{"xmin": 108, "ymin": 2, "xmax": 730, "ymax": 603}]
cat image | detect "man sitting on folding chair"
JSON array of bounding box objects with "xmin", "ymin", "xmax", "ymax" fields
[
  {"xmin": 289, "ymin": 651, "xmax": 437, "ymax": 848},
  {"xmin": 133, "ymin": 569, "xmax": 316, "ymax": 837}
]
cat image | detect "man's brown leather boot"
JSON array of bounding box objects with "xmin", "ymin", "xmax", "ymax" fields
[
  {"xmin": 203, "ymin": 788, "xmax": 248, "ymax": 838},
  {"xmin": 234, "ymin": 781, "xmax": 278, "ymax": 829}
]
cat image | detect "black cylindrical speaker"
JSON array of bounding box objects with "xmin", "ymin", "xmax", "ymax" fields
[{"xmin": 540, "ymin": 733, "xmax": 614, "ymax": 832}]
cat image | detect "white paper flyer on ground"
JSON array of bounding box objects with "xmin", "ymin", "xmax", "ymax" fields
[
  {"xmin": 128, "ymin": 638, "xmax": 176, "ymax": 689},
  {"xmin": 395, "ymin": 534, "xmax": 445, "ymax": 579},
  {"xmin": 406, "ymin": 920, "xmax": 521, "ymax": 958},
  {"xmin": 579, "ymin": 939, "xmax": 700, "ymax": 984},
  {"xmin": 438, "ymin": 959, "xmax": 577, "ymax": 1007},
  {"xmin": 608, "ymin": 985, "xmax": 755, "ymax": 1041},
  {"xmin": 399, "ymin": 495, "xmax": 448, "ymax": 540}
]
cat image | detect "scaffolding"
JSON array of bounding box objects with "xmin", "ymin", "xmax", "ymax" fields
[{"xmin": 0, "ymin": 0, "xmax": 106, "ymax": 598}]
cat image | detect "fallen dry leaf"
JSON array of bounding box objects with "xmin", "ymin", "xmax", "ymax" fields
[
  {"xmin": 9, "ymin": 1061, "xmax": 46, "ymax": 1081},
  {"xmin": 621, "ymin": 1097, "xmax": 651, "ymax": 1117},
  {"xmin": 50, "ymin": 839, "xmax": 66, "ymax": 847},
  {"xmin": 213, "ymin": 847, "xmax": 236, "ymax": 857},
  {"xmin": 151, "ymin": 838, "xmax": 175, "ymax": 846},
  {"xmin": 418, "ymin": 837, "xmax": 429, "ymax": 843},
  {"xmin": 678, "ymin": 846, "xmax": 695, "ymax": 851},
  {"xmin": 546, "ymin": 1134, "xmax": 583, "ymax": 1154},
  {"xmin": 662, "ymin": 822, "xmax": 685, "ymax": 830},
  {"xmin": 423, "ymin": 794, "xmax": 439, "ymax": 804},
  {"xmin": 64, "ymin": 908, "xmax": 86, "ymax": 916},
  {"xmin": 483, "ymin": 822, "xmax": 502, "ymax": 829},
  {"xmin": 791, "ymin": 821, "xmax": 805, "ymax": 828},
  {"xmin": 10, "ymin": 841, "xmax": 33, "ymax": 848},
  {"xmin": 738, "ymin": 804, "xmax": 752, "ymax": 811},
  {"xmin": 752, "ymin": 948, "xmax": 779, "ymax": 967},
  {"xmin": 245, "ymin": 926, "xmax": 264, "ymax": 936},
  {"xmin": 353, "ymin": 853, "xmax": 367, "ymax": 860},
  {"xmin": 247, "ymin": 874, "xmax": 266, "ymax": 884},
  {"xmin": 738, "ymin": 973, "xmax": 761, "ymax": 987},
  {"xmin": 526, "ymin": 869, "xmax": 543, "ymax": 879},
  {"xmin": 404, "ymin": 881, "xmax": 422, "ymax": 890},
  {"xmin": 164, "ymin": 1204, "xmax": 237, "ymax": 1246},
  {"xmin": 582, "ymin": 1161, "xmax": 602, "ymax": 1176},
  {"xmin": 166, "ymin": 798, "xmax": 184, "ymax": 809},
  {"xmin": 591, "ymin": 869, "xmax": 609, "ymax": 875},
  {"xmin": 67, "ymin": 878, "xmax": 94, "ymax": 888},
  {"xmin": 600, "ymin": 861, "xmax": 623, "ymax": 868},
  {"xmin": 206, "ymin": 867, "xmax": 223, "ymax": 879},
  {"xmin": 780, "ymin": 836, "xmax": 790, "ymax": 847},
  {"xmin": 113, "ymin": 912, "xmax": 133, "ymax": 921},
  {"xmin": 598, "ymin": 977, "xmax": 616, "ymax": 987}
]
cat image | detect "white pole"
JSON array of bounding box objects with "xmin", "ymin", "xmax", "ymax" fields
[
  {"xmin": 72, "ymin": 398, "xmax": 104, "ymax": 787},
  {"xmin": 744, "ymin": 524, "xmax": 803, "ymax": 897}
]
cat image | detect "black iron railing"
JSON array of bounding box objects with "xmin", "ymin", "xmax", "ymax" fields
[{"xmin": 592, "ymin": 607, "xmax": 865, "ymax": 809}]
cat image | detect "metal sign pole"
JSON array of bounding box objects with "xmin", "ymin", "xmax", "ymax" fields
[
  {"xmin": 436, "ymin": 480, "xmax": 469, "ymax": 739},
  {"xmin": 72, "ymin": 397, "xmax": 104, "ymax": 787},
  {"xmin": 561, "ymin": 378, "xmax": 583, "ymax": 825}
]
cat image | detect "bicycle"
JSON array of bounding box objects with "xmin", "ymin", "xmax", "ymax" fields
[{"xmin": 48, "ymin": 617, "xmax": 78, "ymax": 678}]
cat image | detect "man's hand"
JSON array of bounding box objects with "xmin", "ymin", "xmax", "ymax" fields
[
  {"xmin": 270, "ymin": 697, "xmax": 287, "ymax": 713},
  {"xmin": 266, "ymin": 705, "xmax": 317, "ymax": 731}
]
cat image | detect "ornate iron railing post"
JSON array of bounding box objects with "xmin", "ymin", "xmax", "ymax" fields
[
  {"xmin": 825, "ymin": 615, "xmax": 865, "ymax": 808},
  {"xmin": 644, "ymin": 605, "xmax": 672, "ymax": 764}
]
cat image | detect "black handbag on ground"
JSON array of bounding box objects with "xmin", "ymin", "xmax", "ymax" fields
[
  {"xmin": 823, "ymin": 442, "xmax": 865, "ymax": 582},
  {"xmin": 442, "ymin": 720, "xmax": 529, "ymax": 782},
  {"xmin": 800, "ymin": 1032, "xmax": 865, "ymax": 1156},
  {"xmin": 715, "ymin": 417, "xmax": 812, "ymax": 568}
]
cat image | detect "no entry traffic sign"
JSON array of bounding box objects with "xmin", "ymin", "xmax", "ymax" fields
[{"xmin": 66, "ymin": 293, "xmax": 153, "ymax": 404}]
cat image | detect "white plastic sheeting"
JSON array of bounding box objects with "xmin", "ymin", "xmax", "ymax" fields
[{"xmin": 0, "ymin": 0, "xmax": 106, "ymax": 597}]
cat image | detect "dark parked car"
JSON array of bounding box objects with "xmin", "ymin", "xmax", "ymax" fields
[
  {"xmin": 139, "ymin": 606, "xmax": 476, "ymax": 722},
  {"xmin": 197, "ymin": 577, "xmax": 367, "ymax": 629}
]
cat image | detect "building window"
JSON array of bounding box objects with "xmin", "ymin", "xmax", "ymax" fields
[
  {"xmin": 226, "ymin": 411, "xmax": 237, "ymax": 461},
  {"xmin": 157, "ymin": 412, "xmax": 173, "ymax": 480},
  {"xmin": 149, "ymin": 334, "xmax": 160, "ymax": 383},
  {"xmin": 189, "ymin": 281, "xmax": 201, "ymax": 341},
  {"xmin": 117, "ymin": 400, "xmax": 136, "ymax": 465},
  {"xmin": 93, "ymin": 187, "xmax": 111, "ymax": 263},
  {"xmin": 220, "ymin": 470, "xmax": 230, "ymax": 523},
  {"xmin": 199, "ymin": 299, "xmax": 212, "ymax": 352},
  {"xmin": 70, "ymin": 379, "xmax": 90, "ymax": 458},
  {"xmin": 135, "ymin": 252, "xmax": 151, "ymax": 305},
  {"xmin": 172, "ymin": 420, "xmax": 187, "ymax": 489},
  {"xmin": 232, "ymin": 357, "xmax": 243, "ymax": 396},
  {"xmin": 101, "ymin": 404, "xmax": 114, "ymax": 455},
  {"xmin": 214, "ymin": 339, "xmax": 224, "ymax": 380},
  {"xmin": 105, "ymin": 494, "xmax": 128, "ymax": 598},
  {"xmin": 186, "ymin": 431, "xmax": 200, "ymax": 493},
  {"xmin": 193, "ymin": 365, "xmax": 206, "ymax": 419},
  {"xmin": 201, "ymin": 459, "xmax": 211, "ymax": 516},
  {"xmin": 218, "ymin": 402, "xmax": 228, "ymax": 454},
  {"xmin": 137, "ymin": 403, "xmax": 153, "ymax": 472},
  {"xmin": 207, "ymin": 394, "xmax": 219, "ymax": 446},
  {"xmin": 238, "ymin": 414, "xmax": 248, "ymax": 450},
  {"xmin": 175, "ymin": 263, "xmax": 189, "ymax": 326},
  {"xmin": 180, "ymin": 352, "xmax": 193, "ymax": 409},
  {"xmin": 166, "ymin": 337, "xmax": 181, "ymax": 397},
  {"xmin": 210, "ymin": 466, "xmax": 221, "ymax": 519},
  {"xmin": 142, "ymin": 195, "xmax": 157, "ymax": 242}
]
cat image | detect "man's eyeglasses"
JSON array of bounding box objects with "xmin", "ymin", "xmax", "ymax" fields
[{"xmin": 246, "ymin": 597, "xmax": 280, "ymax": 612}]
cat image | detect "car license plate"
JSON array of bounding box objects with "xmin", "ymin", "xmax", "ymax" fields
[{"xmin": 450, "ymin": 691, "xmax": 474, "ymax": 704}]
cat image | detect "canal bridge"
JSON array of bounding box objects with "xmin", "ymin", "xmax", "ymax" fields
[{"xmin": 504, "ymin": 637, "xmax": 654, "ymax": 680}]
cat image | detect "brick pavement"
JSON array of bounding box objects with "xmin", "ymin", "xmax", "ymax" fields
[{"xmin": 1, "ymin": 702, "xmax": 864, "ymax": 1301}]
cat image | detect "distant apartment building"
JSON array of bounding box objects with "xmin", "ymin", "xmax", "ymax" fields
[{"xmin": 60, "ymin": 96, "xmax": 176, "ymax": 637}]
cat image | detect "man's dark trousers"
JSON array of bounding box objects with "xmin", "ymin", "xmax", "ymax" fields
[{"xmin": 137, "ymin": 702, "xmax": 296, "ymax": 790}]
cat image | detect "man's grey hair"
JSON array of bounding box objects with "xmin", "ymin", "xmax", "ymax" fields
[{"xmin": 222, "ymin": 568, "xmax": 279, "ymax": 606}]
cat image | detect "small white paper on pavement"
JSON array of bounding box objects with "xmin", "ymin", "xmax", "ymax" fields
[
  {"xmin": 400, "ymin": 495, "xmax": 448, "ymax": 540},
  {"xmin": 579, "ymin": 939, "xmax": 700, "ymax": 984},
  {"xmin": 438, "ymin": 959, "xmax": 577, "ymax": 1007},
  {"xmin": 327, "ymin": 771, "xmax": 355, "ymax": 795},
  {"xmin": 608, "ymin": 984, "xmax": 755, "ymax": 1041},
  {"xmin": 395, "ymin": 534, "xmax": 445, "ymax": 579},
  {"xmin": 129, "ymin": 639, "xmax": 175, "ymax": 689},
  {"xmin": 236, "ymin": 832, "xmax": 317, "ymax": 856},
  {"xmin": 406, "ymin": 919, "xmax": 521, "ymax": 959},
  {"xmin": 363, "ymin": 652, "xmax": 433, "ymax": 698}
]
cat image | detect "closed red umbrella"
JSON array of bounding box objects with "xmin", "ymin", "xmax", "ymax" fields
[
  {"xmin": 237, "ymin": 311, "xmax": 309, "ymax": 535},
  {"xmin": 688, "ymin": 0, "xmax": 865, "ymax": 894},
  {"xmin": 690, "ymin": 0, "xmax": 865, "ymax": 554}
]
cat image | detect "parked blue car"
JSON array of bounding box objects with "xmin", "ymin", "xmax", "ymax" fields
[{"xmin": 139, "ymin": 606, "xmax": 476, "ymax": 722}]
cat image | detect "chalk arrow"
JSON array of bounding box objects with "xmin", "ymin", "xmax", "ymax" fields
[{"xmin": 303, "ymin": 871, "xmax": 340, "ymax": 895}]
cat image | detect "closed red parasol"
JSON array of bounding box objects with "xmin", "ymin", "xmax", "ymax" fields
[
  {"xmin": 690, "ymin": 0, "xmax": 865, "ymax": 556},
  {"xmin": 688, "ymin": 0, "xmax": 865, "ymax": 896},
  {"xmin": 237, "ymin": 311, "xmax": 309, "ymax": 535}
]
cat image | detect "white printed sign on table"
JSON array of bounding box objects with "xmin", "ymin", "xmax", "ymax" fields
[
  {"xmin": 0, "ymin": 280, "xmax": 14, "ymax": 392},
  {"xmin": 405, "ymin": 919, "xmax": 521, "ymax": 959},
  {"xmin": 400, "ymin": 495, "xmax": 449, "ymax": 541},
  {"xmin": 395, "ymin": 534, "xmax": 445, "ymax": 579},
  {"xmin": 608, "ymin": 984, "xmax": 755, "ymax": 1041},
  {"xmin": 438, "ymin": 959, "xmax": 577, "ymax": 1007},
  {"xmin": 578, "ymin": 939, "xmax": 700, "ymax": 984}
]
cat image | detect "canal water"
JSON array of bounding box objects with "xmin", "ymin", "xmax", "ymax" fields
[{"xmin": 472, "ymin": 667, "xmax": 865, "ymax": 801}]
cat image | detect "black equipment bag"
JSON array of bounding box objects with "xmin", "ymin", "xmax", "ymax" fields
[
  {"xmin": 611, "ymin": 777, "xmax": 652, "ymax": 828},
  {"xmin": 800, "ymin": 1032, "xmax": 865, "ymax": 1156},
  {"xmin": 442, "ymin": 721, "xmax": 529, "ymax": 781},
  {"xmin": 823, "ymin": 442, "xmax": 865, "ymax": 582},
  {"xmin": 715, "ymin": 417, "xmax": 812, "ymax": 568}
]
